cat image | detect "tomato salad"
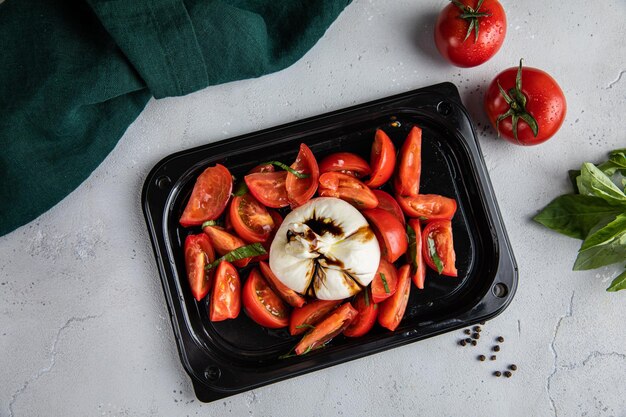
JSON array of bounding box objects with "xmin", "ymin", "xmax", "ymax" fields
[{"xmin": 179, "ymin": 126, "xmax": 458, "ymax": 356}]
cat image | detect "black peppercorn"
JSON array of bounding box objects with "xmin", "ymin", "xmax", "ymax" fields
[
  {"xmin": 459, "ymin": 340, "xmax": 467, "ymax": 346},
  {"xmin": 478, "ymin": 355, "xmax": 486, "ymax": 361},
  {"xmin": 494, "ymin": 371, "xmax": 502, "ymax": 377},
  {"xmin": 465, "ymin": 338, "xmax": 472, "ymax": 343},
  {"xmin": 490, "ymin": 355, "xmax": 497, "ymax": 361},
  {"xmin": 480, "ymin": 321, "xmax": 486, "ymax": 325},
  {"xmin": 464, "ymin": 329, "xmax": 471, "ymax": 335},
  {"xmin": 509, "ymin": 364, "xmax": 517, "ymax": 371},
  {"xmin": 472, "ymin": 333, "xmax": 480, "ymax": 339},
  {"xmin": 493, "ymin": 345, "xmax": 500, "ymax": 352},
  {"xmin": 504, "ymin": 371, "xmax": 512, "ymax": 378},
  {"xmin": 471, "ymin": 340, "xmax": 477, "ymax": 346},
  {"xmin": 497, "ymin": 336, "xmax": 504, "ymax": 343}
]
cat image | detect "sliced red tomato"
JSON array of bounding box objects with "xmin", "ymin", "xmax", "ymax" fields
[
  {"xmin": 248, "ymin": 163, "xmax": 275, "ymax": 174},
  {"xmin": 371, "ymin": 259, "xmax": 398, "ymax": 304},
  {"xmin": 180, "ymin": 164, "xmax": 233, "ymax": 227},
  {"xmin": 229, "ymin": 194, "xmax": 274, "ymax": 243},
  {"xmin": 295, "ymin": 303, "xmax": 358, "ymax": 355},
  {"xmin": 285, "ymin": 143, "xmax": 319, "ymax": 208},
  {"xmin": 378, "ymin": 264, "xmax": 411, "ymax": 331},
  {"xmin": 372, "ymin": 190, "xmax": 405, "ymax": 226},
  {"xmin": 202, "ymin": 225, "xmax": 250, "ymax": 268},
  {"xmin": 252, "ymin": 209, "xmax": 284, "ymax": 263},
  {"xmin": 318, "ymin": 172, "xmax": 379, "ymax": 209},
  {"xmin": 364, "ymin": 129, "xmax": 396, "ymax": 188},
  {"xmin": 184, "ymin": 234, "xmax": 215, "ymax": 301},
  {"xmin": 407, "ymin": 219, "xmax": 426, "ymax": 289},
  {"xmin": 243, "ymin": 268, "xmax": 289, "ymax": 329},
  {"xmin": 244, "ymin": 171, "xmax": 289, "ymax": 208},
  {"xmin": 344, "ymin": 288, "xmax": 378, "ymax": 338},
  {"xmin": 259, "ymin": 261, "xmax": 306, "ymax": 308},
  {"xmin": 394, "ymin": 126, "xmax": 422, "ymax": 197},
  {"xmin": 397, "ymin": 194, "xmax": 457, "ymax": 221},
  {"xmin": 319, "ymin": 152, "xmax": 371, "ymax": 178},
  {"xmin": 289, "ymin": 299, "xmax": 342, "ymax": 336},
  {"xmin": 422, "ymin": 220, "xmax": 457, "ymax": 277},
  {"xmin": 210, "ymin": 261, "xmax": 241, "ymax": 321},
  {"xmin": 362, "ymin": 208, "xmax": 408, "ymax": 263}
]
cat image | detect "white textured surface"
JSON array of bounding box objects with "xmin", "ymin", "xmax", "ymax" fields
[{"xmin": 2, "ymin": 0, "xmax": 625, "ymax": 416}]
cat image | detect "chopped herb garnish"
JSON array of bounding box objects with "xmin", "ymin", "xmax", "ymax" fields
[
  {"xmin": 201, "ymin": 220, "xmax": 220, "ymax": 228},
  {"xmin": 262, "ymin": 161, "xmax": 310, "ymax": 179},
  {"xmin": 205, "ymin": 243, "xmax": 266, "ymax": 270},
  {"xmin": 233, "ymin": 181, "xmax": 248, "ymax": 196},
  {"xmin": 380, "ymin": 272, "xmax": 390, "ymax": 294},
  {"xmin": 364, "ymin": 288, "xmax": 370, "ymax": 306},
  {"xmin": 407, "ymin": 224, "xmax": 418, "ymax": 272},
  {"xmin": 295, "ymin": 323, "xmax": 316, "ymax": 330},
  {"xmin": 427, "ymin": 236, "xmax": 444, "ymax": 274}
]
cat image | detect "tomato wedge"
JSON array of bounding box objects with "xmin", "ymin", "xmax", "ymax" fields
[
  {"xmin": 319, "ymin": 152, "xmax": 371, "ymax": 178},
  {"xmin": 252, "ymin": 209, "xmax": 284, "ymax": 263},
  {"xmin": 289, "ymin": 299, "xmax": 342, "ymax": 336},
  {"xmin": 372, "ymin": 190, "xmax": 405, "ymax": 225},
  {"xmin": 184, "ymin": 234, "xmax": 215, "ymax": 301},
  {"xmin": 210, "ymin": 261, "xmax": 241, "ymax": 321},
  {"xmin": 229, "ymin": 194, "xmax": 274, "ymax": 243},
  {"xmin": 243, "ymin": 268, "xmax": 290, "ymax": 329},
  {"xmin": 318, "ymin": 172, "xmax": 379, "ymax": 209},
  {"xmin": 371, "ymin": 259, "xmax": 398, "ymax": 304},
  {"xmin": 364, "ymin": 129, "xmax": 396, "ymax": 188},
  {"xmin": 249, "ymin": 163, "xmax": 275, "ymax": 174},
  {"xmin": 244, "ymin": 171, "xmax": 289, "ymax": 208},
  {"xmin": 378, "ymin": 264, "xmax": 411, "ymax": 331},
  {"xmin": 361, "ymin": 208, "xmax": 408, "ymax": 263},
  {"xmin": 202, "ymin": 225, "xmax": 250, "ymax": 268},
  {"xmin": 286, "ymin": 143, "xmax": 319, "ymax": 208},
  {"xmin": 344, "ymin": 288, "xmax": 378, "ymax": 338},
  {"xmin": 422, "ymin": 220, "xmax": 457, "ymax": 277},
  {"xmin": 397, "ymin": 194, "xmax": 457, "ymax": 221},
  {"xmin": 407, "ymin": 219, "xmax": 426, "ymax": 289},
  {"xmin": 295, "ymin": 303, "xmax": 358, "ymax": 355},
  {"xmin": 394, "ymin": 126, "xmax": 422, "ymax": 197},
  {"xmin": 180, "ymin": 164, "xmax": 233, "ymax": 227},
  {"xmin": 259, "ymin": 261, "xmax": 306, "ymax": 308}
]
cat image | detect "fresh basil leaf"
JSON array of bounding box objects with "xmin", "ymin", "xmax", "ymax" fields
[
  {"xmin": 406, "ymin": 224, "xmax": 418, "ymax": 272},
  {"xmin": 568, "ymin": 169, "xmax": 581, "ymax": 193},
  {"xmin": 233, "ymin": 181, "xmax": 248, "ymax": 196},
  {"xmin": 533, "ymin": 194, "xmax": 624, "ymax": 239},
  {"xmin": 380, "ymin": 272, "xmax": 390, "ymax": 294},
  {"xmin": 606, "ymin": 269, "xmax": 626, "ymax": 292},
  {"xmin": 427, "ymin": 236, "xmax": 444, "ymax": 274},
  {"xmin": 201, "ymin": 220, "xmax": 220, "ymax": 228},
  {"xmin": 295, "ymin": 324, "xmax": 315, "ymax": 330},
  {"xmin": 364, "ymin": 288, "xmax": 370, "ymax": 306},
  {"xmin": 205, "ymin": 243, "xmax": 267, "ymax": 270},
  {"xmin": 262, "ymin": 161, "xmax": 310, "ymax": 179},
  {"xmin": 573, "ymin": 214, "xmax": 626, "ymax": 270},
  {"xmin": 576, "ymin": 163, "xmax": 626, "ymax": 205}
]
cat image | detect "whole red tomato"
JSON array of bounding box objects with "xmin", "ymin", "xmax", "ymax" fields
[
  {"xmin": 485, "ymin": 60, "xmax": 566, "ymax": 145},
  {"xmin": 434, "ymin": 0, "xmax": 507, "ymax": 68}
]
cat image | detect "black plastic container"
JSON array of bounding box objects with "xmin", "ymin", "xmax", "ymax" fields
[{"xmin": 142, "ymin": 82, "xmax": 517, "ymax": 402}]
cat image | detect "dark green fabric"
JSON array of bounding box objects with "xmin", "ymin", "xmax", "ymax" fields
[{"xmin": 0, "ymin": 0, "xmax": 350, "ymax": 237}]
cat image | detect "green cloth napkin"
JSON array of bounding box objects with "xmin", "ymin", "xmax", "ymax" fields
[{"xmin": 0, "ymin": 0, "xmax": 350, "ymax": 237}]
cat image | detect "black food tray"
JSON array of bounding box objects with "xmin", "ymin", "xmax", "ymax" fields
[{"xmin": 142, "ymin": 82, "xmax": 518, "ymax": 402}]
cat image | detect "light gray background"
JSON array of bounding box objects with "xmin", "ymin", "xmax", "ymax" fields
[{"xmin": 2, "ymin": 1, "xmax": 625, "ymax": 416}]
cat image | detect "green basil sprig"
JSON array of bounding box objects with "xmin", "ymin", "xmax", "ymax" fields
[
  {"xmin": 205, "ymin": 243, "xmax": 267, "ymax": 270},
  {"xmin": 534, "ymin": 149, "xmax": 626, "ymax": 292}
]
